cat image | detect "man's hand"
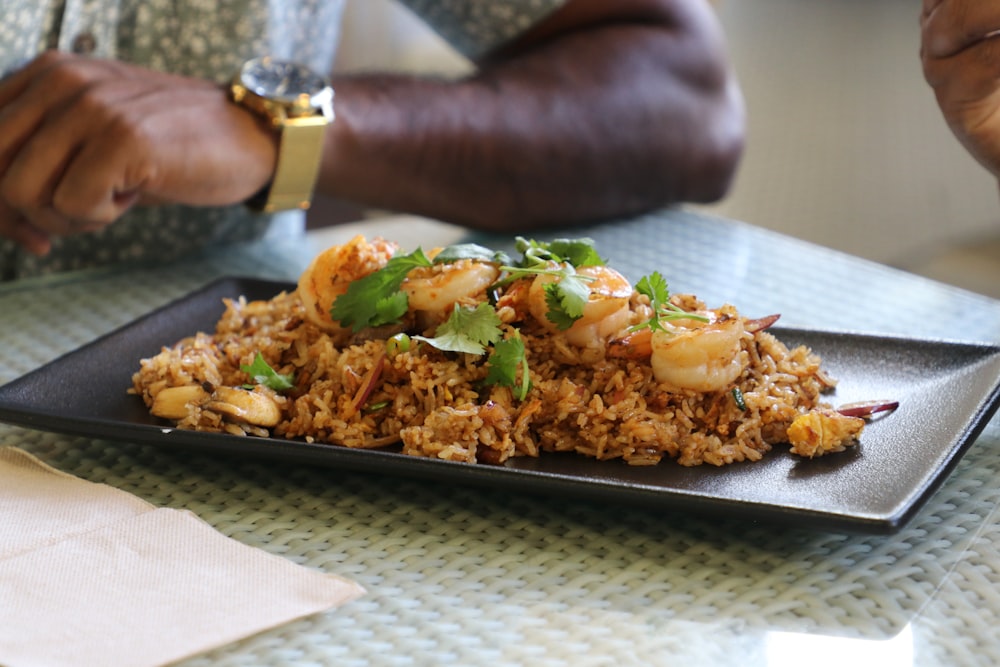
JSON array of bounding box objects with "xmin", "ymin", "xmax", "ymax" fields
[
  {"xmin": 921, "ymin": 0, "xmax": 1000, "ymax": 180},
  {"xmin": 0, "ymin": 51, "xmax": 278, "ymax": 254}
]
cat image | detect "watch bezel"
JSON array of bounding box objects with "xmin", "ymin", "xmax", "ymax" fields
[{"xmin": 236, "ymin": 57, "xmax": 334, "ymax": 117}]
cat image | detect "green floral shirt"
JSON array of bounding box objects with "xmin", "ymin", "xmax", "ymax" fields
[{"xmin": 0, "ymin": 0, "xmax": 565, "ymax": 279}]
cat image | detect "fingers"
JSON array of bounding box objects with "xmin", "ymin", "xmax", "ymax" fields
[
  {"xmin": 0, "ymin": 201, "xmax": 51, "ymax": 256},
  {"xmin": 0, "ymin": 54, "xmax": 150, "ymax": 245},
  {"xmin": 0, "ymin": 54, "xmax": 101, "ymax": 247},
  {"xmin": 6, "ymin": 224, "xmax": 52, "ymax": 257},
  {"xmin": 919, "ymin": 2, "xmax": 1000, "ymax": 181},
  {"xmin": 921, "ymin": 0, "xmax": 1000, "ymax": 103},
  {"xmin": 0, "ymin": 50, "xmax": 277, "ymax": 252},
  {"xmin": 1, "ymin": 92, "xmax": 149, "ymax": 228},
  {"xmin": 51, "ymin": 132, "xmax": 150, "ymax": 226},
  {"xmin": 923, "ymin": 36, "xmax": 1000, "ymax": 101},
  {"xmin": 0, "ymin": 50, "xmax": 67, "ymax": 108},
  {"xmin": 0, "ymin": 52, "xmax": 99, "ymax": 178},
  {"xmin": 921, "ymin": 1, "xmax": 1000, "ymax": 60}
]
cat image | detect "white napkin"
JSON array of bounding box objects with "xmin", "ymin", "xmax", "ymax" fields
[{"xmin": 0, "ymin": 447, "xmax": 365, "ymax": 667}]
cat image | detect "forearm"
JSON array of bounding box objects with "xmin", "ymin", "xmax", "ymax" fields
[{"xmin": 318, "ymin": 6, "xmax": 744, "ymax": 230}]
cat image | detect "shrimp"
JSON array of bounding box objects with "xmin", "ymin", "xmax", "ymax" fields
[
  {"xmin": 400, "ymin": 257, "xmax": 500, "ymax": 327},
  {"xmin": 297, "ymin": 235, "xmax": 399, "ymax": 332},
  {"xmin": 609, "ymin": 308, "xmax": 747, "ymax": 392},
  {"xmin": 528, "ymin": 264, "xmax": 633, "ymax": 349}
]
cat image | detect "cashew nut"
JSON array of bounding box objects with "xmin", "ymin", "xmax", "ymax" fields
[
  {"xmin": 150, "ymin": 385, "xmax": 210, "ymax": 420},
  {"xmin": 206, "ymin": 386, "xmax": 282, "ymax": 427}
]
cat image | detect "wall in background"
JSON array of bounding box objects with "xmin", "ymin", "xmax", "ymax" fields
[
  {"xmin": 334, "ymin": 1, "xmax": 467, "ymax": 75},
  {"xmin": 702, "ymin": 0, "xmax": 1000, "ymax": 269}
]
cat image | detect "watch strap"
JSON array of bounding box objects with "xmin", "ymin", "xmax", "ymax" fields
[{"xmin": 250, "ymin": 114, "xmax": 329, "ymax": 213}]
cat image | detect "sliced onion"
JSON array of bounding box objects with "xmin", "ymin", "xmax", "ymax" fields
[
  {"xmin": 349, "ymin": 350, "xmax": 387, "ymax": 416},
  {"xmin": 357, "ymin": 433, "xmax": 402, "ymax": 449},
  {"xmin": 744, "ymin": 313, "xmax": 781, "ymax": 333},
  {"xmin": 837, "ymin": 400, "xmax": 899, "ymax": 418}
]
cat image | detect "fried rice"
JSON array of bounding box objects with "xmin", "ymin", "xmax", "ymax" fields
[{"xmin": 131, "ymin": 236, "xmax": 864, "ymax": 466}]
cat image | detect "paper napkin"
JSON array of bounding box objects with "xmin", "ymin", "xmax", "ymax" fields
[{"xmin": 0, "ymin": 447, "xmax": 364, "ymax": 667}]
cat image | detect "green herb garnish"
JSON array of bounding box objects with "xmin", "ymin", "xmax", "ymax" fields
[
  {"xmin": 630, "ymin": 271, "xmax": 709, "ymax": 333},
  {"xmin": 240, "ymin": 353, "xmax": 295, "ymax": 391},
  {"xmin": 513, "ymin": 236, "xmax": 604, "ymax": 268},
  {"xmin": 330, "ymin": 248, "xmax": 433, "ymax": 331},
  {"xmin": 413, "ymin": 303, "xmax": 532, "ymax": 399},
  {"xmin": 732, "ymin": 387, "xmax": 747, "ymax": 411},
  {"xmin": 484, "ymin": 332, "xmax": 532, "ymax": 400},
  {"xmin": 330, "ymin": 244, "xmax": 507, "ymax": 332},
  {"xmin": 322, "ymin": 237, "xmax": 605, "ymax": 400},
  {"xmin": 493, "ymin": 263, "xmax": 593, "ymax": 331},
  {"xmin": 431, "ymin": 242, "xmax": 511, "ymax": 266},
  {"xmin": 499, "ymin": 245, "xmax": 597, "ymax": 330},
  {"xmin": 414, "ymin": 303, "xmax": 503, "ymax": 355},
  {"xmin": 497, "ymin": 237, "xmax": 606, "ymax": 329},
  {"xmin": 330, "ymin": 238, "xmax": 603, "ymax": 334},
  {"xmin": 540, "ymin": 270, "xmax": 590, "ymax": 330}
]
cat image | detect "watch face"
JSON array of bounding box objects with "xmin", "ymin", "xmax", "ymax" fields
[{"xmin": 241, "ymin": 58, "xmax": 329, "ymax": 105}]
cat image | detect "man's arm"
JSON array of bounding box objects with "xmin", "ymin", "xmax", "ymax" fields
[
  {"xmin": 319, "ymin": 0, "xmax": 745, "ymax": 230},
  {"xmin": 921, "ymin": 0, "xmax": 1000, "ymax": 182},
  {"xmin": 0, "ymin": 0, "xmax": 742, "ymax": 254}
]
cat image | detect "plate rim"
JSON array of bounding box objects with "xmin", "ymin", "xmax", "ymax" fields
[{"xmin": 2, "ymin": 275, "xmax": 999, "ymax": 536}]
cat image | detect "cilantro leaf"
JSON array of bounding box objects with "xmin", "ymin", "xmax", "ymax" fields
[
  {"xmin": 497, "ymin": 262, "xmax": 594, "ymax": 331},
  {"xmin": 551, "ymin": 269, "xmax": 590, "ymax": 318},
  {"xmin": 373, "ymin": 291, "xmax": 410, "ymax": 327},
  {"xmin": 484, "ymin": 333, "xmax": 532, "ymax": 400},
  {"xmin": 240, "ymin": 353, "xmax": 295, "ymax": 391},
  {"xmin": 542, "ymin": 284, "xmax": 577, "ymax": 330},
  {"xmin": 635, "ymin": 272, "xmax": 672, "ymax": 333},
  {"xmin": 541, "ymin": 276, "xmax": 588, "ymax": 330},
  {"xmin": 414, "ymin": 303, "xmax": 503, "ymax": 355},
  {"xmin": 631, "ymin": 271, "xmax": 709, "ymax": 333},
  {"xmin": 513, "ymin": 236, "xmax": 603, "ymax": 268},
  {"xmin": 330, "ymin": 248, "xmax": 432, "ymax": 331},
  {"xmin": 636, "ymin": 271, "xmax": 670, "ymax": 306},
  {"xmin": 544, "ymin": 238, "xmax": 604, "ymax": 267},
  {"xmin": 431, "ymin": 243, "xmax": 511, "ymax": 267},
  {"xmin": 501, "ymin": 239, "xmax": 606, "ymax": 329}
]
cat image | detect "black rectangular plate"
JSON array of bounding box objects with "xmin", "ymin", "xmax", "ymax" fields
[{"xmin": 2, "ymin": 277, "xmax": 999, "ymax": 534}]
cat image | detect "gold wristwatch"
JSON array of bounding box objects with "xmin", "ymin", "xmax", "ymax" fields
[{"xmin": 230, "ymin": 57, "xmax": 335, "ymax": 212}]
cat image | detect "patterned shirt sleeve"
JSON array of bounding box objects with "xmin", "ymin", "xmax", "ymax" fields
[
  {"xmin": 400, "ymin": 0, "xmax": 568, "ymax": 60},
  {"xmin": 0, "ymin": 0, "xmax": 344, "ymax": 279}
]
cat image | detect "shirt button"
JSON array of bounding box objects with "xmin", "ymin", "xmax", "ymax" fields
[{"xmin": 71, "ymin": 32, "xmax": 97, "ymax": 55}]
